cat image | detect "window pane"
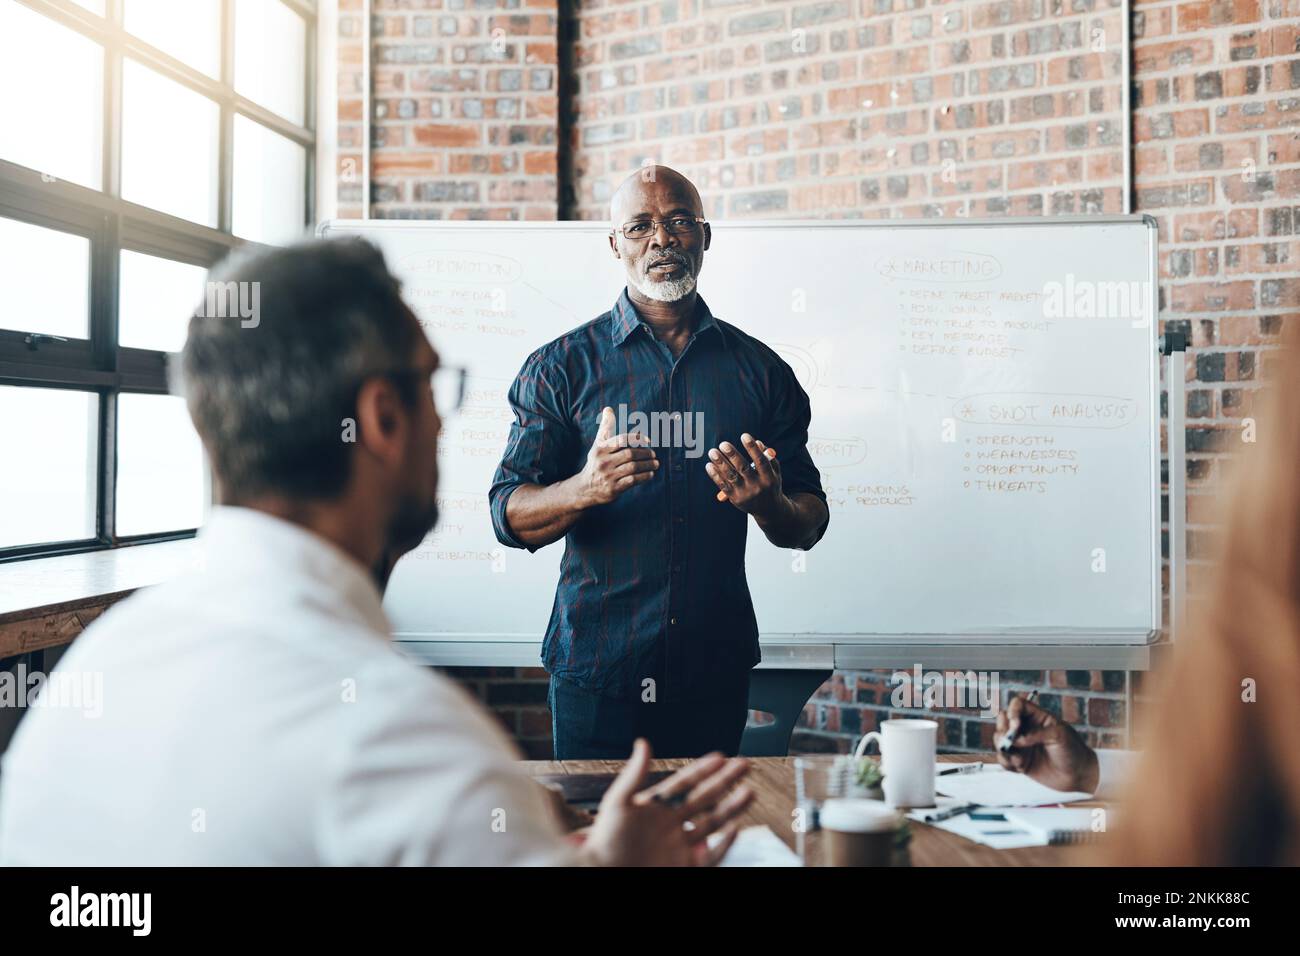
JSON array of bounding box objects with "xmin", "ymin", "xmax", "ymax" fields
[
  {"xmin": 235, "ymin": 0, "xmax": 307, "ymax": 126},
  {"xmin": 122, "ymin": 59, "xmax": 219, "ymax": 227},
  {"xmin": 119, "ymin": 251, "xmax": 207, "ymax": 352},
  {"xmin": 124, "ymin": 0, "xmax": 221, "ymax": 78},
  {"xmin": 233, "ymin": 116, "xmax": 307, "ymax": 245},
  {"xmin": 0, "ymin": 386, "xmax": 97, "ymax": 549},
  {"xmin": 0, "ymin": 1, "xmax": 103, "ymax": 189},
  {"xmin": 0, "ymin": 217, "xmax": 90, "ymax": 339},
  {"xmin": 116, "ymin": 393, "xmax": 207, "ymax": 537}
]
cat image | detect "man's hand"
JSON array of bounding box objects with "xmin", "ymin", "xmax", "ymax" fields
[
  {"xmin": 995, "ymin": 695, "xmax": 1100, "ymax": 794},
  {"xmin": 578, "ymin": 739, "xmax": 754, "ymax": 866},
  {"xmin": 705, "ymin": 433, "xmax": 786, "ymax": 519},
  {"xmin": 577, "ymin": 406, "xmax": 658, "ymax": 507}
]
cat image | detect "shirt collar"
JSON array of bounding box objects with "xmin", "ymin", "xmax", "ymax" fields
[
  {"xmin": 198, "ymin": 506, "xmax": 391, "ymax": 637},
  {"xmin": 609, "ymin": 287, "xmax": 726, "ymax": 348}
]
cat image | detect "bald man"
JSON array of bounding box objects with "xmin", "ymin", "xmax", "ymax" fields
[{"xmin": 489, "ymin": 166, "xmax": 830, "ymax": 759}]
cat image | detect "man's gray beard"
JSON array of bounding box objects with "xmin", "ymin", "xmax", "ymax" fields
[{"xmin": 630, "ymin": 269, "xmax": 697, "ymax": 302}]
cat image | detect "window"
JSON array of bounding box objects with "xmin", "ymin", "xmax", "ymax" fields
[
  {"xmin": 0, "ymin": 0, "xmax": 316, "ymax": 561},
  {"xmin": 233, "ymin": 114, "xmax": 308, "ymax": 245},
  {"xmin": 234, "ymin": 0, "xmax": 308, "ymax": 127},
  {"xmin": 123, "ymin": 0, "xmax": 222, "ymax": 79},
  {"xmin": 118, "ymin": 251, "xmax": 208, "ymax": 353},
  {"xmin": 0, "ymin": 217, "xmax": 91, "ymax": 340},
  {"xmin": 116, "ymin": 393, "xmax": 208, "ymax": 537},
  {"xmin": 121, "ymin": 58, "xmax": 222, "ymax": 227},
  {"xmin": 0, "ymin": 2, "xmax": 103, "ymax": 190},
  {"xmin": 0, "ymin": 386, "xmax": 98, "ymax": 550}
]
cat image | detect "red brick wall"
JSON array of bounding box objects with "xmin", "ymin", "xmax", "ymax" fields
[
  {"xmin": 339, "ymin": 0, "xmax": 561, "ymax": 221},
  {"xmin": 568, "ymin": 0, "xmax": 1126, "ymax": 220},
  {"xmin": 435, "ymin": 667, "xmax": 555, "ymax": 759},
  {"xmin": 337, "ymin": 0, "xmax": 1300, "ymax": 758},
  {"xmin": 798, "ymin": 670, "xmax": 1133, "ymax": 755}
]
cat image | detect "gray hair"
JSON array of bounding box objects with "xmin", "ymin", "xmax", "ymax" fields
[{"xmin": 176, "ymin": 238, "xmax": 422, "ymax": 504}]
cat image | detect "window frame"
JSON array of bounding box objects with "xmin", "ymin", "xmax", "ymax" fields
[{"xmin": 0, "ymin": 0, "xmax": 317, "ymax": 562}]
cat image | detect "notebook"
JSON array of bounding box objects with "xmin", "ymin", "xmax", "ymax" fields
[
  {"xmin": 1004, "ymin": 808, "xmax": 1109, "ymax": 845},
  {"xmin": 905, "ymin": 798, "xmax": 1044, "ymax": 849},
  {"xmin": 935, "ymin": 764, "xmax": 1093, "ymax": 806}
]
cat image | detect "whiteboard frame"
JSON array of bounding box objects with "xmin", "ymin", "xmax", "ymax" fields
[{"xmin": 319, "ymin": 214, "xmax": 1164, "ymax": 653}]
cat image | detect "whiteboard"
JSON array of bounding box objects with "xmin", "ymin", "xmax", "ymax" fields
[{"xmin": 319, "ymin": 217, "xmax": 1161, "ymax": 645}]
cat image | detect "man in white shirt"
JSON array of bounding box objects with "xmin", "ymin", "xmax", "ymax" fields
[
  {"xmin": 995, "ymin": 694, "xmax": 1137, "ymax": 799},
  {"xmin": 0, "ymin": 238, "xmax": 753, "ymax": 866}
]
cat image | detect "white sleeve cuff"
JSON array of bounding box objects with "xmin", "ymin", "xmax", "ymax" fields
[{"xmin": 1094, "ymin": 748, "xmax": 1139, "ymax": 799}]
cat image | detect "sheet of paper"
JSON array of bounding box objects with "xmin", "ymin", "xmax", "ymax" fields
[
  {"xmin": 934, "ymin": 764, "xmax": 1092, "ymax": 807},
  {"xmin": 714, "ymin": 825, "xmax": 803, "ymax": 867},
  {"xmin": 906, "ymin": 797, "xmax": 1047, "ymax": 850}
]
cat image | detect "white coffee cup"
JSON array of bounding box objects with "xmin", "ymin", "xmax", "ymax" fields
[{"xmin": 855, "ymin": 719, "xmax": 937, "ymax": 809}]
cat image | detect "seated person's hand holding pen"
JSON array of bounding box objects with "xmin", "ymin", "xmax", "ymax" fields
[{"xmin": 995, "ymin": 692, "xmax": 1100, "ymax": 794}]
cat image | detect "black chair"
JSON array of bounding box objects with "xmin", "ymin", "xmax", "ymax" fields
[{"xmin": 739, "ymin": 668, "xmax": 832, "ymax": 757}]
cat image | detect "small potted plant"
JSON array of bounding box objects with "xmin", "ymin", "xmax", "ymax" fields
[
  {"xmin": 892, "ymin": 820, "xmax": 913, "ymax": 866},
  {"xmin": 852, "ymin": 756, "xmax": 886, "ymax": 800}
]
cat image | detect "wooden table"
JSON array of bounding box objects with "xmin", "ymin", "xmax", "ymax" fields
[{"xmin": 522, "ymin": 754, "xmax": 1106, "ymax": 866}]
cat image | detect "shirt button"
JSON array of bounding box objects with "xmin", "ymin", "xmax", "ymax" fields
[
  {"xmin": 673, "ymin": 565, "xmax": 681, "ymax": 573},
  {"xmin": 674, "ymin": 516, "xmax": 684, "ymax": 524},
  {"xmin": 671, "ymin": 412, "xmax": 682, "ymax": 421},
  {"xmin": 670, "ymin": 617, "xmax": 678, "ymax": 625}
]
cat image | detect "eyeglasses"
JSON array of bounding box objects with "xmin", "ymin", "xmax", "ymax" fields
[
  {"xmin": 431, "ymin": 366, "xmax": 467, "ymax": 419},
  {"xmin": 615, "ymin": 216, "xmax": 707, "ymax": 240},
  {"xmin": 381, "ymin": 365, "xmax": 467, "ymax": 419}
]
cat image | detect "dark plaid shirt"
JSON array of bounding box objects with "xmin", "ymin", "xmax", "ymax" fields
[{"xmin": 489, "ymin": 289, "xmax": 829, "ymax": 701}]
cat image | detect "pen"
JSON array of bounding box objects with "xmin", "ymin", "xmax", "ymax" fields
[
  {"xmin": 921, "ymin": 802, "xmax": 980, "ymax": 824},
  {"xmin": 996, "ymin": 690, "xmax": 1039, "ymax": 753},
  {"xmin": 938, "ymin": 763, "xmax": 984, "ymax": 776}
]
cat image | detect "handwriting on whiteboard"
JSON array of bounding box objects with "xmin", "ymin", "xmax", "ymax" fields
[{"xmin": 954, "ymin": 393, "xmax": 1138, "ymax": 429}]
